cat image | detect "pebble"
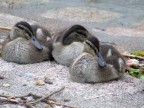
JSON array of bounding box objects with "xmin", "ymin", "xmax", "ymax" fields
[
  {"xmin": 3, "ymin": 83, "xmax": 10, "ymax": 87},
  {"xmin": 22, "ymin": 84, "xmax": 27, "ymax": 86},
  {"xmin": 54, "ymin": 106, "xmax": 64, "ymax": 108},
  {"xmin": 18, "ymin": 73, "xmax": 33, "ymax": 78},
  {"xmin": 44, "ymin": 76, "xmax": 53, "ymax": 84},
  {"xmin": 0, "ymin": 75, "xmax": 4, "ymax": 79},
  {"xmin": 64, "ymin": 96, "xmax": 70, "ymax": 102}
]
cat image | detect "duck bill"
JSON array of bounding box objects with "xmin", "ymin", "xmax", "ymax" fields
[
  {"xmin": 97, "ymin": 52, "xmax": 106, "ymax": 67},
  {"xmin": 31, "ymin": 36, "xmax": 43, "ymax": 50}
]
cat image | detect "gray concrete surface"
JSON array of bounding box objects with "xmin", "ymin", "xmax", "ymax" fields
[{"xmin": 0, "ymin": 0, "xmax": 144, "ymax": 108}]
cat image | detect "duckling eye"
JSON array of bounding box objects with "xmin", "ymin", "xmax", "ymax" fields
[{"xmin": 32, "ymin": 38, "xmax": 35, "ymax": 41}]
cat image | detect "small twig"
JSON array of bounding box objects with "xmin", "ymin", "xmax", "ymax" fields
[
  {"xmin": 0, "ymin": 97, "xmax": 19, "ymax": 104},
  {"xmin": 0, "ymin": 26, "xmax": 11, "ymax": 31},
  {"xmin": 0, "ymin": 87, "xmax": 65, "ymax": 107},
  {"xmin": 0, "ymin": 93, "xmax": 43, "ymax": 107},
  {"xmin": 31, "ymin": 86, "xmax": 65, "ymax": 104},
  {"xmin": 47, "ymin": 100, "xmax": 76, "ymax": 108},
  {"xmin": 0, "ymin": 93, "xmax": 42, "ymax": 99},
  {"xmin": 0, "ymin": 94, "xmax": 13, "ymax": 99},
  {"xmin": 0, "ymin": 93, "xmax": 29, "ymax": 99},
  {"xmin": 122, "ymin": 53, "xmax": 144, "ymax": 60}
]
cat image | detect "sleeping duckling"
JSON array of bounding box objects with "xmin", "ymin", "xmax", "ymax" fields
[
  {"xmin": 52, "ymin": 24, "xmax": 90, "ymax": 66},
  {"xmin": 2, "ymin": 21, "xmax": 53, "ymax": 64},
  {"xmin": 70, "ymin": 36, "xmax": 126, "ymax": 83}
]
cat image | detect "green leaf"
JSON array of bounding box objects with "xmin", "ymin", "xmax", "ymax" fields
[
  {"xmin": 132, "ymin": 50, "xmax": 144, "ymax": 56},
  {"xmin": 129, "ymin": 68, "xmax": 142, "ymax": 78}
]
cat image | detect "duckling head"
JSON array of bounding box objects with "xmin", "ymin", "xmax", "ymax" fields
[
  {"xmin": 84, "ymin": 36, "xmax": 106, "ymax": 67},
  {"xmin": 10, "ymin": 21, "xmax": 43, "ymax": 50},
  {"xmin": 61, "ymin": 25, "xmax": 89, "ymax": 45}
]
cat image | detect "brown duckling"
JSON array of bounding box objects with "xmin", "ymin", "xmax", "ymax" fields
[
  {"xmin": 2, "ymin": 21, "xmax": 53, "ymax": 64},
  {"xmin": 52, "ymin": 24, "xmax": 90, "ymax": 66},
  {"xmin": 70, "ymin": 36, "xmax": 126, "ymax": 83}
]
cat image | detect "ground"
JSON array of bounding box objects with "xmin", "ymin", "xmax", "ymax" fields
[{"xmin": 0, "ymin": 0, "xmax": 144, "ymax": 108}]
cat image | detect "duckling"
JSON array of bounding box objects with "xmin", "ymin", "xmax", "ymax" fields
[
  {"xmin": 2, "ymin": 21, "xmax": 53, "ymax": 64},
  {"xmin": 70, "ymin": 36, "xmax": 126, "ymax": 83},
  {"xmin": 52, "ymin": 24, "xmax": 90, "ymax": 66}
]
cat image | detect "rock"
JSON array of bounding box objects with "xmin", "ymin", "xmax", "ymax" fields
[
  {"xmin": 22, "ymin": 84, "xmax": 27, "ymax": 86},
  {"xmin": 18, "ymin": 73, "xmax": 33, "ymax": 78},
  {"xmin": 3, "ymin": 83, "xmax": 11, "ymax": 87},
  {"xmin": 63, "ymin": 96, "xmax": 70, "ymax": 102},
  {"xmin": 0, "ymin": 75, "xmax": 4, "ymax": 79},
  {"xmin": 44, "ymin": 76, "xmax": 53, "ymax": 84}
]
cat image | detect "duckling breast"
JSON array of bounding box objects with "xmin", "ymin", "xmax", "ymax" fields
[
  {"xmin": 2, "ymin": 38, "xmax": 49, "ymax": 64},
  {"xmin": 70, "ymin": 53, "xmax": 99, "ymax": 83}
]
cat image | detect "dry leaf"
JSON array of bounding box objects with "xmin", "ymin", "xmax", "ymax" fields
[{"xmin": 35, "ymin": 80, "xmax": 45, "ymax": 86}]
